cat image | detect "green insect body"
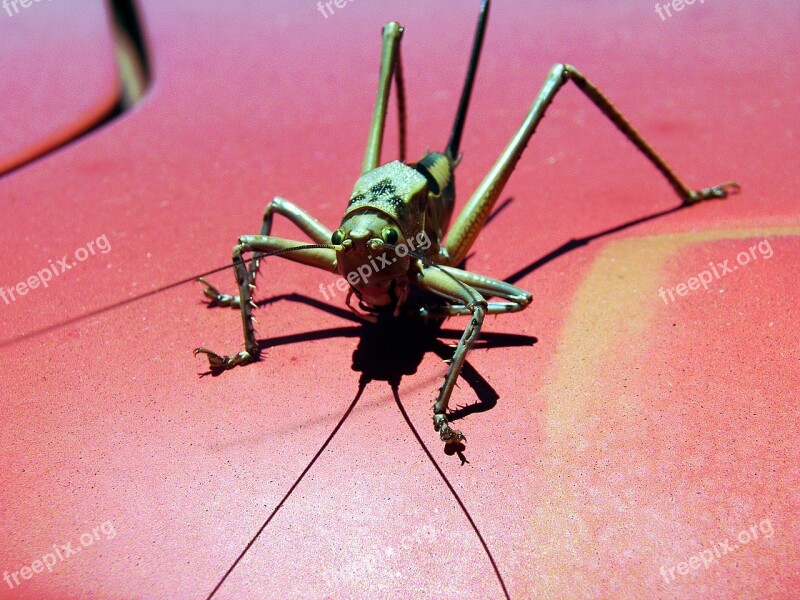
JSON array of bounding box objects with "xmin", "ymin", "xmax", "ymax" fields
[{"xmin": 194, "ymin": 0, "xmax": 738, "ymax": 446}]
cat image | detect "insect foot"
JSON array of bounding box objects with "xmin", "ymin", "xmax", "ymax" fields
[
  {"xmin": 196, "ymin": 277, "xmax": 241, "ymax": 308},
  {"xmin": 193, "ymin": 347, "xmax": 255, "ymax": 370},
  {"xmin": 434, "ymin": 414, "xmax": 466, "ymax": 445},
  {"xmin": 683, "ymin": 181, "xmax": 741, "ymax": 206}
]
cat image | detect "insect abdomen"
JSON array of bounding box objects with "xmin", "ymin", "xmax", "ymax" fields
[{"xmin": 415, "ymin": 152, "xmax": 456, "ymax": 245}]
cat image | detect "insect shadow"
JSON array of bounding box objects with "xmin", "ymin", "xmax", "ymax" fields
[{"xmin": 202, "ymin": 291, "xmax": 536, "ymax": 458}]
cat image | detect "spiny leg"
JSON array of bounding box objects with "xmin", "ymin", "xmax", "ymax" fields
[
  {"xmin": 197, "ymin": 197, "xmax": 333, "ymax": 308},
  {"xmin": 362, "ymin": 21, "xmax": 406, "ymax": 174},
  {"xmin": 444, "ymin": 63, "xmax": 740, "ymax": 266},
  {"xmin": 417, "ymin": 266, "xmax": 488, "ymax": 444},
  {"xmin": 394, "ymin": 44, "xmax": 407, "ymax": 163},
  {"xmin": 194, "ymin": 236, "xmax": 337, "ymax": 370}
]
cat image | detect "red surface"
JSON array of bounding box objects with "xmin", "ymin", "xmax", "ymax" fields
[
  {"xmin": 1, "ymin": 1, "xmax": 798, "ymax": 598},
  {"xmin": 0, "ymin": 0, "xmax": 119, "ymax": 175}
]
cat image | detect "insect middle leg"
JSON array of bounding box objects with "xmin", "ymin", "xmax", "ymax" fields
[
  {"xmin": 194, "ymin": 236, "xmax": 337, "ymax": 370},
  {"xmin": 197, "ymin": 197, "xmax": 332, "ymax": 307},
  {"xmin": 410, "ymin": 265, "xmax": 532, "ymax": 444},
  {"xmin": 417, "ymin": 265, "xmax": 532, "ymax": 317},
  {"xmin": 444, "ymin": 63, "xmax": 740, "ymax": 266}
]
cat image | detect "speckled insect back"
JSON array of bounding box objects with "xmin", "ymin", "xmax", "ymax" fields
[
  {"xmin": 194, "ymin": 0, "xmax": 739, "ymax": 446},
  {"xmin": 344, "ymin": 163, "xmax": 428, "ymax": 241}
]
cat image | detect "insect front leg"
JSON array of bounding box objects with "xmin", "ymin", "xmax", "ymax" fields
[
  {"xmin": 197, "ymin": 197, "xmax": 332, "ymax": 308},
  {"xmin": 417, "ymin": 267, "xmax": 488, "ymax": 445},
  {"xmin": 194, "ymin": 240, "xmax": 259, "ymax": 369},
  {"xmin": 194, "ymin": 236, "xmax": 337, "ymax": 370},
  {"xmin": 444, "ymin": 63, "xmax": 740, "ymax": 266}
]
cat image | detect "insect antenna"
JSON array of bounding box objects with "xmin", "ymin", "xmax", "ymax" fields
[
  {"xmin": 249, "ymin": 243, "xmax": 342, "ymax": 261},
  {"xmin": 192, "ymin": 243, "xmax": 342, "ymax": 282},
  {"xmin": 445, "ymin": 0, "xmax": 490, "ymax": 161}
]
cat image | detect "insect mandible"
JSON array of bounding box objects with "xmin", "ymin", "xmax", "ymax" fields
[{"xmin": 194, "ymin": 0, "xmax": 739, "ymax": 445}]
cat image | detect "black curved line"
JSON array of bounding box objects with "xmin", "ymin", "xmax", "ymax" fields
[
  {"xmin": 204, "ymin": 383, "xmax": 365, "ymax": 599},
  {"xmin": 111, "ymin": 0, "xmax": 150, "ymax": 82},
  {"xmin": 392, "ymin": 387, "xmax": 511, "ymax": 600},
  {"xmin": 0, "ymin": 0, "xmax": 151, "ymax": 178}
]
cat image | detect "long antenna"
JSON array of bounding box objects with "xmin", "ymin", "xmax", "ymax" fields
[{"xmin": 445, "ymin": 0, "xmax": 490, "ymax": 160}]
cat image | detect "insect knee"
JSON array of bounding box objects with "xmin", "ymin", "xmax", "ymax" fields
[
  {"xmin": 514, "ymin": 292, "xmax": 532, "ymax": 306},
  {"xmin": 232, "ymin": 241, "xmax": 250, "ymax": 262},
  {"xmin": 549, "ymin": 63, "xmax": 569, "ymax": 81}
]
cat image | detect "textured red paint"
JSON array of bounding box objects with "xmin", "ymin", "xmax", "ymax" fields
[{"xmin": 0, "ymin": 1, "xmax": 797, "ymax": 598}]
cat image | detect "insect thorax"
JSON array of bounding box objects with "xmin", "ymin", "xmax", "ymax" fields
[
  {"xmin": 344, "ymin": 161, "xmax": 427, "ymax": 236},
  {"xmin": 343, "ymin": 155, "xmax": 455, "ymax": 255}
]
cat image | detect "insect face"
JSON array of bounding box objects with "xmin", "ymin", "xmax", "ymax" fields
[{"xmin": 333, "ymin": 210, "xmax": 411, "ymax": 307}]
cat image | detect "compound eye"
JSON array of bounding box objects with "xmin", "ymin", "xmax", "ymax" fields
[
  {"xmin": 381, "ymin": 227, "xmax": 399, "ymax": 245},
  {"xmin": 331, "ymin": 229, "xmax": 345, "ymax": 245}
]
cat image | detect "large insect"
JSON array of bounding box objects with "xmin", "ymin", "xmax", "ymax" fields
[{"xmin": 194, "ymin": 0, "xmax": 738, "ymax": 445}]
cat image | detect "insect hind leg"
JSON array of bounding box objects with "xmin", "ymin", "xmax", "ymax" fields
[
  {"xmin": 444, "ymin": 63, "xmax": 740, "ymax": 266},
  {"xmin": 362, "ymin": 21, "xmax": 406, "ymax": 173}
]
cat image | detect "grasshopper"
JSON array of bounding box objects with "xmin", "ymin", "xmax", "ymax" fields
[{"xmin": 194, "ymin": 0, "xmax": 738, "ymax": 445}]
